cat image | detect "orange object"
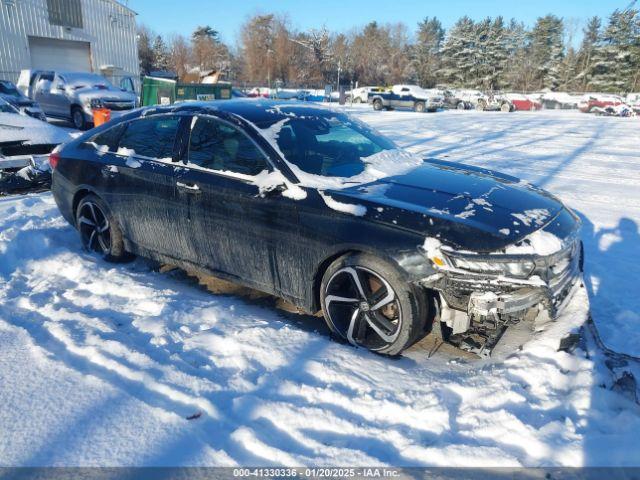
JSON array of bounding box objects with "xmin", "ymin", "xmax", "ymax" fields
[{"xmin": 93, "ymin": 108, "xmax": 111, "ymax": 127}]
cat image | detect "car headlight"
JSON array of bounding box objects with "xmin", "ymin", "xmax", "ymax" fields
[{"xmin": 449, "ymin": 256, "xmax": 535, "ymax": 278}]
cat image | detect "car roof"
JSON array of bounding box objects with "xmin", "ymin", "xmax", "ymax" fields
[{"xmin": 141, "ymin": 99, "xmax": 344, "ymax": 124}]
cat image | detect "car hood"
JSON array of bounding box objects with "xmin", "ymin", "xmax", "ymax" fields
[
  {"xmin": 75, "ymin": 88, "xmax": 136, "ymax": 103},
  {"xmin": 326, "ymin": 159, "xmax": 575, "ymax": 252}
]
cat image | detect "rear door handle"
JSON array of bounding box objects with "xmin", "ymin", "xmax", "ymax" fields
[{"xmin": 176, "ymin": 181, "xmax": 201, "ymax": 193}]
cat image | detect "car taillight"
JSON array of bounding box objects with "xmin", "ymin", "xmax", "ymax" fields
[{"xmin": 49, "ymin": 152, "xmax": 60, "ymax": 170}]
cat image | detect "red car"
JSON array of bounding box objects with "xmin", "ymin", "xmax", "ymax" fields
[
  {"xmin": 578, "ymin": 94, "xmax": 625, "ymax": 113},
  {"xmin": 504, "ymin": 94, "xmax": 542, "ymax": 111}
]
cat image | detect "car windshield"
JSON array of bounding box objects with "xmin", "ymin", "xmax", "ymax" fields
[
  {"xmin": 260, "ymin": 113, "xmax": 396, "ymax": 177},
  {"xmin": 64, "ymin": 74, "xmax": 113, "ymax": 90}
]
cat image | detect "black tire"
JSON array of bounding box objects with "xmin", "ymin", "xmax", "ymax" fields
[
  {"xmin": 372, "ymin": 99, "xmax": 383, "ymax": 111},
  {"xmin": 501, "ymin": 102, "xmax": 511, "ymax": 113},
  {"xmin": 320, "ymin": 253, "xmax": 429, "ymax": 356},
  {"xmin": 414, "ymin": 101, "xmax": 426, "ymax": 113},
  {"xmin": 76, "ymin": 194, "xmax": 128, "ymax": 261},
  {"xmin": 456, "ymin": 101, "xmax": 466, "ymax": 110},
  {"xmin": 475, "ymin": 101, "xmax": 485, "ymax": 111},
  {"xmin": 71, "ymin": 106, "xmax": 88, "ymax": 130}
]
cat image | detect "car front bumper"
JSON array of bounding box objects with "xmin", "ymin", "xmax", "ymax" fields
[{"xmin": 420, "ymin": 238, "xmax": 583, "ymax": 325}]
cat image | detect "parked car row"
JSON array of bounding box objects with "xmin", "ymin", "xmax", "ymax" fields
[{"xmin": 353, "ymin": 85, "xmax": 639, "ymax": 116}]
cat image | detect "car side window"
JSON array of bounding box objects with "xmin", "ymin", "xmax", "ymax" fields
[
  {"xmin": 118, "ymin": 116, "xmax": 180, "ymax": 159},
  {"xmin": 188, "ymin": 117, "xmax": 269, "ymax": 176},
  {"xmin": 89, "ymin": 123, "xmax": 126, "ymax": 151}
]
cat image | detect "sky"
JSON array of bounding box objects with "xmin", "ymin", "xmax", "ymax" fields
[{"xmin": 127, "ymin": 0, "xmax": 626, "ymax": 44}]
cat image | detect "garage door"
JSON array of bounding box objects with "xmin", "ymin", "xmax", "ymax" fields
[{"xmin": 28, "ymin": 37, "xmax": 91, "ymax": 72}]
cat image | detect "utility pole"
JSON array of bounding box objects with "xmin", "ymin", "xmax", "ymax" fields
[
  {"xmin": 337, "ymin": 60, "xmax": 341, "ymax": 99},
  {"xmin": 267, "ymin": 49, "xmax": 273, "ymax": 96}
]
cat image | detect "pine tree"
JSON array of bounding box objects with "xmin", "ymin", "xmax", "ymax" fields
[
  {"xmin": 411, "ymin": 17, "xmax": 444, "ymax": 88},
  {"xmin": 438, "ymin": 16, "xmax": 477, "ymax": 87},
  {"xmin": 575, "ymin": 16, "xmax": 601, "ymax": 90},
  {"xmin": 473, "ymin": 17, "xmax": 509, "ymax": 90},
  {"xmin": 137, "ymin": 25, "xmax": 155, "ymax": 76},
  {"xmin": 151, "ymin": 35, "xmax": 170, "ymax": 72},
  {"xmin": 530, "ymin": 15, "xmax": 565, "ymax": 90},
  {"xmin": 590, "ymin": 9, "xmax": 640, "ymax": 92},
  {"xmin": 502, "ymin": 20, "xmax": 533, "ymax": 90}
]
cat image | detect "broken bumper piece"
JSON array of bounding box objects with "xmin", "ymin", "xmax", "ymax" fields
[{"xmin": 0, "ymin": 154, "xmax": 51, "ymax": 195}]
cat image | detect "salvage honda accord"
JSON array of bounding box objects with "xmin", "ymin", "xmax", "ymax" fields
[{"xmin": 50, "ymin": 100, "xmax": 583, "ymax": 356}]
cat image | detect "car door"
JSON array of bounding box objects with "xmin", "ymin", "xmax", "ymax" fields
[
  {"xmin": 49, "ymin": 74, "xmax": 71, "ymax": 118},
  {"xmin": 398, "ymin": 87, "xmax": 414, "ymax": 108},
  {"xmin": 176, "ymin": 114, "xmax": 300, "ymax": 294},
  {"xmin": 33, "ymin": 71, "xmax": 55, "ymax": 114},
  {"xmin": 101, "ymin": 114, "xmax": 188, "ymax": 259}
]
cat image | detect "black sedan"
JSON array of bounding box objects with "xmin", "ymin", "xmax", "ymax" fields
[{"xmin": 50, "ymin": 100, "xmax": 583, "ymax": 356}]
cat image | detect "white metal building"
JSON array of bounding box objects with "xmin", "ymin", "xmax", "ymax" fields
[{"xmin": 0, "ymin": 0, "xmax": 139, "ymax": 85}]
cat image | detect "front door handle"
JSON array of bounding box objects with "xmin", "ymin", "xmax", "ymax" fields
[{"xmin": 176, "ymin": 181, "xmax": 201, "ymax": 193}]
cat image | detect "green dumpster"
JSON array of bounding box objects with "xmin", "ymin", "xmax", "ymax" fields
[
  {"xmin": 141, "ymin": 76, "xmax": 232, "ymax": 107},
  {"xmin": 140, "ymin": 76, "xmax": 176, "ymax": 107},
  {"xmin": 176, "ymin": 83, "xmax": 232, "ymax": 102}
]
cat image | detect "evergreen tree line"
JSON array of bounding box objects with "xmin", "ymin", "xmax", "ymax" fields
[{"xmin": 139, "ymin": 7, "xmax": 640, "ymax": 93}]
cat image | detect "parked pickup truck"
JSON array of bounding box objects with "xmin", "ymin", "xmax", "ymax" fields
[
  {"xmin": 369, "ymin": 85, "xmax": 444, "ymax": 112},
  {"xmin": 17, "ymin": 70, "xmax": 137, "ymax": 130}
]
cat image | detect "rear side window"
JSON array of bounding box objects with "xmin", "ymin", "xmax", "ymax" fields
[
  {"xmin": 90, "ymin": 123, "xmax": 126, "ymax": 151},
  {"xmin": 118, "ymin": 116, "xmax": 180, "ymax": 159},
  {"xmin": 188, "ymin": 116, "xmax": 269, "ymax": 176}
]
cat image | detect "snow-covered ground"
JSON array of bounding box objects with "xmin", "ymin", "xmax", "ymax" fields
[{"xmin": 1, "ymin": 109, "xmax": 639, "ymax": 467}]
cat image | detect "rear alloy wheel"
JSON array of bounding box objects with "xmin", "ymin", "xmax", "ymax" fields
[
  {"xmin": 373, "ymin": 99, "xmax": 383, "ymax": 111},
  {"xmin": 76, "ymin": 195, "xmax": 127, "ymax": 261},
  {"xmin": 321, "ymin": 253, "xmax": 428, "ymax": 355},
  {"xmin": 414, "ymin": 101, "xmax": 426, "ymax": 113}
]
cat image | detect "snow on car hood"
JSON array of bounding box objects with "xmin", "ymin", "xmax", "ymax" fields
[
  {"xmin": 327, "ymin": 159, "xmax": 574, "ymax": 252},
  {"xmin": 75, "ymin": 88, "xmax": 136, "ymax": 104},
  {"xmin": 0, "ymin": 112, "xmax": 72, "ymax": 145}
]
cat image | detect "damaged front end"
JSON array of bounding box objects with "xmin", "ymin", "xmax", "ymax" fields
[{"xmin": 413, "ymin": 216, "xmax": 583, "ymax": 357}]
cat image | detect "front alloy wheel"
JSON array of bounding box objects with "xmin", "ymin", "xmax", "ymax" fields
[{"xmin": 321, "ymin": 254, "xmax": 429, "ymax": 355}]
